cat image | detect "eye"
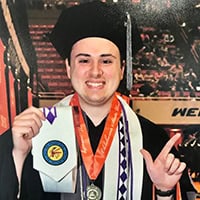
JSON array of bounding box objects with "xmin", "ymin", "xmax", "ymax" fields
[
  {"xmin": 102, "ymin": 59, "xmax": 113, "ymax": 64},
  {"xmin": 78, "ymin": 58, "xmax": 89, "ymax": 64}
]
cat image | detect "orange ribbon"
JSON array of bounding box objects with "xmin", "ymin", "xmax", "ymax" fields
[{"xmin": 70, "ymin": 92, "xmax": 122, "ymax": 180}]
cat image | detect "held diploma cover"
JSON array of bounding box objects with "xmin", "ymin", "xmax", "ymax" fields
[{"xmin": 32, "ymin": 106, "xmax": 77, "ymax": 193}]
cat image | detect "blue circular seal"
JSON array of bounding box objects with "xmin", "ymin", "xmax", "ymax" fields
[{"xmin": 42, "ymin": 140, "xmax": 68, "ymax": 165}]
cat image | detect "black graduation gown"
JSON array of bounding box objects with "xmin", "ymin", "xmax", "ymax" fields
[{"xmin": 0, "ymin": 115, "xmax": 196, "ymax": 200}]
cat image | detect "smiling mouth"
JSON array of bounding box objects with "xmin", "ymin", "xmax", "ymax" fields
[{"xmin": 86, "ymin": 81, "xmax": 105, "ymax": 88}]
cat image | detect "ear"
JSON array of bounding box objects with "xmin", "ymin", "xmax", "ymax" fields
[
  {"xmin": 65, "ymin": 59, "xmax": 71, "ymax": 79},
  {"xmin": 120, "ymin": 60, "xmax": 126, "ymax": 80}
]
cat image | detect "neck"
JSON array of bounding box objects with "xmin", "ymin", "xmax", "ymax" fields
[
  {"xmin": 80, "ymin": 101, "xmax": 111, "ymax": 126},
  {"xmin": 70, "ymin": 93, "xmax": 117, "ymax": 126}
]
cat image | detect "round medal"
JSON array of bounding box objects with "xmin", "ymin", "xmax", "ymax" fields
[{"xmin": 86, "ymin": 183, "xmax": 102, "ymax": 200}]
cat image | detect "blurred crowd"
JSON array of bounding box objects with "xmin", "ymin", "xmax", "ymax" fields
[
  {"xmin": 179, "ymin": 128, "xmax": 200, "ymax": 181},
  {"xmin": 132, "ymin": 26, "xmax": 200, "ymax": 97}
]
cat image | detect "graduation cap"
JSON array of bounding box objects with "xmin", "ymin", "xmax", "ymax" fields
[
  {"xmin": 49, "ymin": 0, "xmax": 143, "ymax": 90},
  {"xmin": 49, "ymin": 1, "xmax": 142, "ymax": 60}
]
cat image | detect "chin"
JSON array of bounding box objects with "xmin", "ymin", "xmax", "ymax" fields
[{"xmin": 85, "ymin": 95, "xmax": 106, "ymax": 104}]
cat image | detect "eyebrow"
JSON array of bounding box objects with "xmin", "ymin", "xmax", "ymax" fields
[
  {"xmin": 101, "ymin": 54, "xmax": 117, "ymax": 59},
  {"xmin": 75, "ymin": 53, "xmax": 90, "ymax": 58},
  {"xmin": 75, "ymin": 53, "xmax": 116, "ymax": 58}
]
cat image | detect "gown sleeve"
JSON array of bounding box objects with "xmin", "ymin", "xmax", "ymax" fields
[
  {"xmin": 0, "ymin": 130, "xmax": 19, "ymax": 200},
  {"xmin": 0, "ymin": 129, "xmax": 64, "ymax": 200}
]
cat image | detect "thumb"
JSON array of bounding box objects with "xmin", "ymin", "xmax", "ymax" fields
[{"xmin": 140, "ymin": 149, "xmax": 154, "ymax": 168}]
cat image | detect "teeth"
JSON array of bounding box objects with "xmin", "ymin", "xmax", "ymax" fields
[{"xmin": 87, "ymin": 82, "xmax": 103, "ymax": 87}]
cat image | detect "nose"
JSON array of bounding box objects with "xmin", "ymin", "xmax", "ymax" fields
[{"xmin": 89, "ymin": 62, "xmax": 103, "ymax": 78}]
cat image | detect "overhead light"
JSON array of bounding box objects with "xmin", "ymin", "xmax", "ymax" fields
[
  {"xmin": 180, "ymin": 22, "xmax": 186, "ymax": 27},
  {"xmin": 195, "ymin": 4, "xmax": 200, "ymax": 8}
]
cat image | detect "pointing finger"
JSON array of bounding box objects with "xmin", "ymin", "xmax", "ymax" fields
[{"xmin": 158, "ymin": 133, "xmax": 181, "ymax": 159}]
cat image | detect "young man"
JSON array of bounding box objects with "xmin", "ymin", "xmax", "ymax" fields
[{"xmin": 0, "ymin": 1, "xmax": 196, "ymax": 200}]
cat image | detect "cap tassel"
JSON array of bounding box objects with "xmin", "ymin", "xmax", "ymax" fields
[{"xmin": 126, "ymin": 12, "xmax": 133, "ymax": 91}]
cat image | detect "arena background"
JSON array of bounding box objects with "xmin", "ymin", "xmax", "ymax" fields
[{"xmin": 1, "ymin": 0, "xmax": 200, "ymax": 197}]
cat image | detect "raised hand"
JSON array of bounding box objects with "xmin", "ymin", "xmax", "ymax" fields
[
  {"xmin": 12, "ymin": 106, "xmax": 45, "ymax": 156},
  {"xmin": 140, "ymin": 133, "xmax": 186, "ymax": 191}
]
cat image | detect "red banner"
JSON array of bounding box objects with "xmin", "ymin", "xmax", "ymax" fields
[
  {"xmin": 9, "ymin": 68, "xmax": 16, "ymax": 124},
  {"xmin": 28, "ymin": 86, "xmax": 33, "ymax": 107},
  {"xmin": 0, "ymin": 39, "xmax": 9, "ymax": 135}
]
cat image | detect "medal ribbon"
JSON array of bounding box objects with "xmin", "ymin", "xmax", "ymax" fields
[{"xmin": 70, "ymin": 92, "xmax": 122, "ymax": 180}]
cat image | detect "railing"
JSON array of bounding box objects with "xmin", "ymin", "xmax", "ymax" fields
[
  {"xmin": 38, "ymin": 91, "xmax": 66, "ymax": 99},
  {"xmin": 37, "ymin": 91, "xmax": 68, "ymax": 107},
  {"xmin": 130, "ymin": 96, "xmax": 200, "ymax": 101}
]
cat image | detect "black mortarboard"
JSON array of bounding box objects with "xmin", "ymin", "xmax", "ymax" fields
[{"xmin": 49, "ymin": 1, "xmax": 143, "ymax": 60}]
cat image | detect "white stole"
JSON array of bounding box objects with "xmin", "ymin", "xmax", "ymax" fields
[
  {"xmin": 103, "ymin": 96, "xmax": 143, "ymax": 200},
  {"xmin": 32, "ymin": 106, "xmax": 77, "ymax": 193}
]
